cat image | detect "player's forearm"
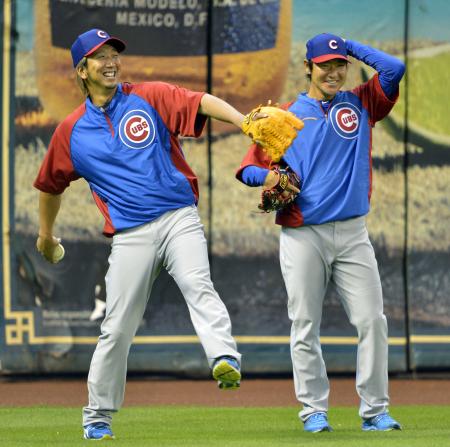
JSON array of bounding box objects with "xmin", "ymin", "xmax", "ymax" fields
[
  {"xmin": 38, "ymin": 191, "xmax": 62, "ymax": 237},
  {"xmin": 198, "ymin": 94, "xmax": 244, "ymax": 128},
  {"xmin": 346, "ymin": 39, "xmax": 405, "ymax": 98},
  {"xmin": 241, "ymin": 165, "xmax": 270, "ymax": 187}
]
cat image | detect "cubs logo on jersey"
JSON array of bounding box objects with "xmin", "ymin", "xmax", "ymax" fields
[
  {"xmin": 119, "ymin": 109, "xmax": 156, "ymax": 149},
  {"xmin": 329, "ymin": 102, "xmax": 361, "ymax": 139}
]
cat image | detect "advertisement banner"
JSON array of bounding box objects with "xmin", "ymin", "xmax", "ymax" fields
[{"xmin": 1, "ymin": 0, "xmax": 449, "ymax": 375}]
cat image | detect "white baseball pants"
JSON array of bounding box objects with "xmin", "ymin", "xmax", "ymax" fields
[
  {"xmin": 83, "ymin": 205, "xmax": 240, "ymax": 426},
  {"xmin": 280, "ymin": 216, "xmax": 389, "ymax": 421}
]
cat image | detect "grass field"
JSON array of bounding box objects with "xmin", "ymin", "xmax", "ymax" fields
[
  {"xmin": 393, "ymin": 52, "xmax": 450, "ymax": 135},
  {"xmin": 0, "ymin": 405, "xmax": 449, "ymax": 446}
]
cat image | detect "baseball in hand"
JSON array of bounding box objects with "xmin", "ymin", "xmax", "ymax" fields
[{"xmin": 52, "ymin": 243, "xmax": 65, "ymax": 263}]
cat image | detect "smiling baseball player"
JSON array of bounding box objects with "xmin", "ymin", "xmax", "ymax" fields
[
  {"xmin": 33, "ymin": 27, "xmax": 301, "ymax": 441},
  {"xmin": 35, "ymin": 28, "xmax": 242, "ymax": 441},
  {"xmin": 237, "ymin": 33, "xmax": 405, "ymax": 433}
]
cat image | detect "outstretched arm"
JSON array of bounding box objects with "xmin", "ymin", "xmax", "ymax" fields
[{"xmin": 198, "ymin": 93, "xmax": 244, "ymax": 128}]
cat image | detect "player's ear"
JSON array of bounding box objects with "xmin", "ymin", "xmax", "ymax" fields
[
  {"xmin": 303, "ymin": 59, "xmax": 312, "ymax": 75},
  {"xmin": 304, "ymin": 59, "xmax": 312, "ymax": 80},
  {"xmin": 76, "ymin": 57, "xmax": 88, "ymax": 80}
]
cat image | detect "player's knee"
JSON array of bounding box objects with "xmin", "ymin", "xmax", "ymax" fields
[
  {"xmin": 178, "ymin": 272, "xmax": 214, "ymax": 298},
  {"xmin": 352, "ymin": 313, "xmax": 387, "ymax": 333},
  {"xmin": 291, "ymin": 318, "xmax": 321, "ymax": 342},
  {"xmin": 99, "ymin": 328, "xmax": 133, "ymax": 348}
]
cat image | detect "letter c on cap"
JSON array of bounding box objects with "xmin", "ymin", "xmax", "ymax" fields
[
  {"xmin": 97, "ymin": 30, "xmax": 108, "ymax": 39},
  {"xmin": 329, "ymin": 39, "xmax": 338, "ymax": 50}
]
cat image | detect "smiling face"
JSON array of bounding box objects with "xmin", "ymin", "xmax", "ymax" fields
[
  {"xmin": 305, "ymin": 58, "xmax": 348, "ymax": 101},
  {"xmin": 77, "ymin": 44, "xmax": 121, "ymax": 102}
]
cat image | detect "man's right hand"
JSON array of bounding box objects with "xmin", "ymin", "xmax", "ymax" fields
[
  {"xmin": 264, "ymin": 169, "xmax": 300, "ymax": 197},
  {"xmin": 36, "ymin": 234, "xmax": 65, "ymax": 264}
]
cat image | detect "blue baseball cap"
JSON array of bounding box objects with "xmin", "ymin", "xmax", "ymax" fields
[
  {"xmin": 306, "ymin": 33, "xmax": 349, "ymax": 63},
  {"xmin": 71, "ymin": 28, "xmax": 126, "ymax": 68}
]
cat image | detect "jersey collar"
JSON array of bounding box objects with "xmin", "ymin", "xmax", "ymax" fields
[{"xmin": 86, "ymin": 83, "xmax": 123, "ymax": 114}]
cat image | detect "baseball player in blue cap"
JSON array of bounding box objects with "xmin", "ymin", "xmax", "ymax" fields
[
  {"xmin": 34, "ymin": 28, "xmax": 249, "ymax": 441},
  {"xmin": 237, "ymin": 33, "xmax": 405, "ymax": 433}
]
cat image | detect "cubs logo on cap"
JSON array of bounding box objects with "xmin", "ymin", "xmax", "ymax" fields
[
  {"xmin": 119, "ymin": 110, "xmax": 156, "ymax": 149},
  {"xmin": 329, "ymin": 102, "xmax": 360, "ymax": 139},
  {"xmin": 71, "ymin": 28, "xmax": 126, "ymax": 67},
  {"xmin": 306, "ymin": 33, "xmax": 349, "ymax": 63}
]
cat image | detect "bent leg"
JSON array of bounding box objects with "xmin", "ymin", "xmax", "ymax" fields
[{"xmin": 163, "ymin": 206, "xmax": 240, "ymax": 367}]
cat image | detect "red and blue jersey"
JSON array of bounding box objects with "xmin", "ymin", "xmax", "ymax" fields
[
  {"xmin": 34, "ymin": 82, "xmax": 206, "ymax": 236},
  {"xmin": 237, "ymin": 74, "xmax": 398, "ymax": 227}
]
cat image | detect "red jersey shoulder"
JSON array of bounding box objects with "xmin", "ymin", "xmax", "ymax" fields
[
  {"xmin": 121, "ymin": 81, "xmax": 205, "ymax": 138},
  {"xmin": 281, "ymin": 100, "xmax": 295, "ymax": 111},
  {"xmin": 121, "ymin": 81, "xmax": 199, "ymax": 101},
  {"xmin": 33, "ymin": 103, "xmax": 85, "ymax": 194},
  {"xmin": 350, "ymin": 74, "xmax": 398, "ymax": 124},
  {"xmin": 55, "ymin": 102, "xmax": 87, "ymax": 140}
]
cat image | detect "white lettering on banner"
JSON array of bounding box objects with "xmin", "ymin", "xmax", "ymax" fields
[
  {"xmin": 57, "ymin": 0, "xmax": 276, "ymax": 10},
  {"xmin": 213, "ymin": 0, "xmax": 238, "ymax": 6},
  {"xmin": 116, "ymin": 11, "xmax": 178, "ymax": 27},
  {"xmin": 57, "ymin": 0, "xmax": 278, "ymax": 30},
  {"xmin": 57, "ymin": 0, "xmax": 130, "ymax": 6},
  {"xmin": 184, "ymin": 12, "xmax": 194, "ymax": 26},
  {"xmin": 183, "ymin": 11, "xmax": 207, "ymax": 27},
  {"xmin": 213, "ymin": 0, "xmax": 277, "ymax": 7},
  {"xmin": 133, "ymin": 0, "xmax": 199, "ymax": 9}
]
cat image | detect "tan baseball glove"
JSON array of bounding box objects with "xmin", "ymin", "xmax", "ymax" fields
[{"xmin": 241, "ymin": 104, "xmax": 304, "ymax": 162}]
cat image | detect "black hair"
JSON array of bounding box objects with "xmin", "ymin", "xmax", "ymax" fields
[{"xmin": 306, "ymin": 60, "xmax": 313, "ymax": 81}]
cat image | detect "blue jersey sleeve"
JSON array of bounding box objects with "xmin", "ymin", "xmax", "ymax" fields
[
  {"xmin": 345, "ymin": 40, "xmax": 405, "ymax": 99},
  {"xmin": 241, "ymin": 165, "xmax": 269, "ymax": 186}
]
